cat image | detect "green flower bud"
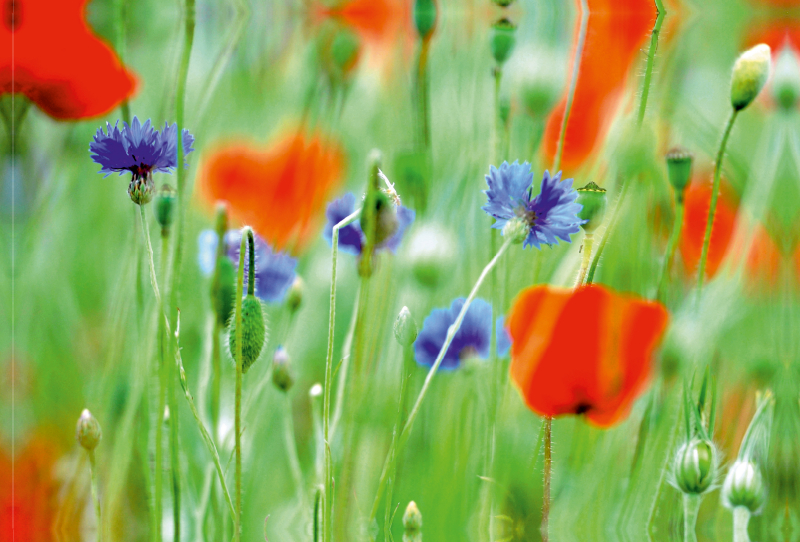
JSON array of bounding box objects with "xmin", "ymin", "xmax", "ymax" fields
[
  {"xmin": 212, "ymin": 256, "xmax": 236, "ymax": 327},
  {"xmin": 76, "ymin": 409, "xmax": 102, "ymax": 451},
  {"xmin": 414, "ymin": 0, "xmax": 437, "ymax": 40},
  {"xmin": 154, "ymin": 184, "xmax": 176, "ymax": 232},
  {"xmin": 722, "ymin": 460, "xmax": 766, "ymax": 513},
  {"xmin": 731, "ymin": 43, "xmax": 771, "ymax": 111},
  {"xmin": 493, "ymin": 0, "xmax": 515, "ymax": 5},
  {"xmin": 394, "ymin": 306, "xmax": 418, "ymax": 347},
  {"xmin": 271, "ymin": 346, "xmax": 294, "ymax": 392},
  {"xmin": 674, "ymin": 439, "xmax": 717, "ymax": 495},
  {"xmin": 128, "ymin": 175, "xmax": 154, "ymax": 205},
  {"xmin": 576, "ymin": 182, "xmax": 607, "ymax": 233},
  {"xmin": 502, "ymin": 217, "xmax": 529, "ymax": 243},
  {"xmin": 286, "ymin": 276, "xmax": 304, "ymax": 313},
  {"xmin": 228, "ymin": 295, "xmax": 267, "ymax": 374},
  {"xmin": 331, "ymin": 28, "xmax": 360, "ymax": 75},
  {"xmin": 402, "ymin": 501, "xmax": 422, "ymax": 531},
  {"xmin": 361, "ymin": 189, "xmax": 398, "ymax": 247},
  {"xmin": 772, "ymin": 46, "xmax": 800, "ymax": 111},
  {"xmin": 407, "ymin": 223, "xmax": 457, "ymax": 288},
  {"xmin": 490, "ymin": 19, "xmax": 516, "ymax": 65},
  {"xmin": 665, "ymin": 147, "xmax": 693, "ymax": 198}
]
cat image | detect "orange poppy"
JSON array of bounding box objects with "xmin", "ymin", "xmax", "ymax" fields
[
  {"xmin": 507, "ymin": 284, "xmax": 669, "ymax": 427},
  {"xmin": 1, "ymin": 0, "xmax": 137, "ymax": 120},
  {"xmin": 542, "ymin": 0, "xmax": 654, "ymax": 171},
  {"xmin": 199, "ymin": 128, "xmax": 345, "ymax": 253}
]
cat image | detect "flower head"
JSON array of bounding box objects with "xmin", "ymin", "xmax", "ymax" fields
[
  {"xmin": 414, "ymin": 298, "xmax": 493, "ymax": 370},
  {"xmin": 507, "ymin": 285, "xmax": 669, "ymax": 427},
  {"xmin": 482, "ymin": 161, "xmax": 583, "ymax": 249},
  {"xmin": 323, "ymin": 192, "xmax": 415, "ymax": 256},
  {"xmin": 90, "ymin": 117, "xmax": 195, "ymax": 179}
]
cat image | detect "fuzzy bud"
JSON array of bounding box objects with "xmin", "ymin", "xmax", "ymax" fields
[
  {"xmin": 394, "ymin": 306, "xmax": 418, "ymax": 347},
  {"xmin": 665, "ymin": 147, "xmax": 693, "ymax": 198},
  {"xmin": 128, "ymin": 175, "xmax": 154, "ymax": 205},
  {"xmin": 228, "ymin": 294, "xmax": 267, "ymax": 374},
  {"xmin": 272, "ymin": 346, "xmax": 294, "ymax": 392},
  {"xmin": 402, "ymin": 501, "xmax": 422, "ymax": 531},
  {"xmin": 722, "ymin": 460, "xmax": 766, "ymax": 513},
  {"xmin": 502, "ymin": 217, "xmax": 529, "ymax": 243},
  {"xmin": 731, "ymin": 44, "xmax": 771, "ymax": 111},
  {"xmin": 76, "ymin": 409, "xmax": 102, "ymax": 451},
  {"xmin": 286, "ymin": 277, "xmax": 304, "ymax": 313},
  {"xmin": 212, "ymin": 256, "xmax": 236, "ymax": 326},
  {"xmin": 575, "ymin": 182, "xmax": 607, "ymax": 233},
  {"xmin": 674, "ymin": 439, "xmax": 717, "ymax": 495},
  {"xmin": 407, "ymin": 223, "xmax": 457, "ymax": 288},
  {"xmin": 490, "ymin": 19, "xmax": 516, "ymax": 65},
  {"xmin": 414, "ymin": 0, "xmax": 437, "ymax": 40},
  {"xmin": 772, "ymin": 46, "xmax": 800, "ymax": 111},
  {"xmin": 154, "ymin": 184, "xmax": 176, "ymax": 232}
]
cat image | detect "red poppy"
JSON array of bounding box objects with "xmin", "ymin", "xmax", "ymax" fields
[
  {"xmin": 1, "ymin": 0, "xmax": 137, "ymax": 120},
  {"xmin": 507, "ymin": 284, "xmax": 669, "ymax": 427},
  {"xmin": 199, "ymin": 127, "xmax": 345, "ymax": 253},
  {"xmin": 542, "ymin": 0, "xmax": 654, "ymax": 171}
]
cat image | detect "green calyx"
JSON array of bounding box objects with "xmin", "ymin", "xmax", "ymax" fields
[
  {"xmin": 128, "ymin": 175, "xmax": 154, "ymax": 206},
  {"xmin": 666, "ymin": 147, "xmax": 693, "ymax": 197},
  {"xmin": 414, "ymin": 0, "xmax": 437, "ymax": 40},
  {"xmin": 674, "ymin": 439, "xmax": 717, "ymax": 495},
  {"xmin": 576, "ymin": 182, "xmax": 607, "ymax": 233},
  {"xmin": 228, "ymin": 295, "xmax": 267, "ymax": 374},
  {"xmin": 212, "ymin": 256, "xmax": 236, "ymax": 327},
  {"xmin": 490, "ymin": 19, "xmax": 516, "ymax": 65}
]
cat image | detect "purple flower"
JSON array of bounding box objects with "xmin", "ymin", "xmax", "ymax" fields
[
  {"xmin": 90, "ymin": 116, "xmax": 195, "ymax": 179},
  {"xmin": 197, "ymin": 229, "xmax": 297, "ymax": 303},
  {"xmin": 414, "ymin": 298, "xmax": 493, "ymax": 370},
  {"xmin": 323, "ymin": 192, "xmax": 415, "ymax": 256},
  {"xmin": 482, "ymin": 161, "xmax": 583, "ymax": 249}
]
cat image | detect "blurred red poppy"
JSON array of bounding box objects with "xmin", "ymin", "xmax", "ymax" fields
[
  {"xmin": 199, "ymin": 128, "xmax": 345, "ymax": 253},
  {"xmin": 1, "ymin": 0, "xmax": 137, "ymax": 120},
  {"xmin": 543, "ymin": 0, "xmax": 654, "ymax": 171},
  {"xmin": 507, "ymin": 284, "xmax": 669, "ymax": 427}
]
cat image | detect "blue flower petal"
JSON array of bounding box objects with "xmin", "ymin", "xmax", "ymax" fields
[
  {"xmin": 323, "ymin": 193, "xmax": 364, "ymax": 256},
  {"xmin": 481, "ymin": 161, "xmax": 534, "ymax": 228},
  {"xmin": 197, "ymin": 229, "xmax": 218, "ymax": 277},
  {"xmin": 380, "ymin": 205, "xmax": 415, "ymax": 253},
  {"xmin": 414, "ymin": 297, "xmax": 493, "ymax": 370},
  {"xmin": 223, "ymin": 229, "xmax": 297, "ymax": 303}
]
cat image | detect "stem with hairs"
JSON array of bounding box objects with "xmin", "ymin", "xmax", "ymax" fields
[
  {"xmin": 637, "ymin": 0, "xmax": 666, "ymax": 127},
  {"xmin": 683, "ymin": 494, "xmax": 700, "ymax": 542},
  {"xmin": 733, "ymin": 507, "xmax": 751, "ymax": 542}
]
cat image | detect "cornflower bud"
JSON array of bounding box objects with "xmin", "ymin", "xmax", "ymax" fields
[
  {"xmin": 394, "ymin": 306, "xmax": 418, "ymax": 347},
  {"xmin": 502, "ymin": 217, "xmax": 529, "ymax": 244},
  {"xmin": 154, "ymin": 184, "xmax": 176, "ymax": 233},
  {"xmin": 403, "ymin": 501, "xmax": 422, "ymax": 531},
  {"xmin": 272, "ymin": 346, "xmax": 294, "ymax": 392},
  {"xmin": 414, "ymin": 0, "xmax": 437, "ymax": 40},
  {"xmin": 731, "ymin": 44, "xmax": 771, "ymax": 111},
  {"xmin": 674, "ymin": 439, "xmax": 717, "ymax": 495},
  {"xmin": 665, "ymin": 147, "xmax": 693, "ymax": 198},
  {"xmin": 228, "ymin": 295, "xmax": 267, "ymax": 374},
  {"xmin": 490, "ymin": 19, "xmax": 516, "ymax": 65},
  {"xmin": 286, "ymin": 276, "xmax": 304, "ymax": 313},
  {"xmin": 772, "ymin": 46, "xmax": 800, "ymax": 111},
  {"xmin": 128, "ymin": 174, "xmax": 154, "ymax": 205},
  {"xmin": 76, "ymin": 409, "xmax": 102, "ymax": 451},
  {"xmin": 575, "ymin": 182, "xmax": 607, "ymax": 233},
  {"xmin": 722, "ymin": 460, "xmax": 766, "ymax": 513}
]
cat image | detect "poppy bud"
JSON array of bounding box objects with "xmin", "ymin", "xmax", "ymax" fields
[
  {"xmin": 394, "ymin": 306, "xmax": 418, "ymax": 347},
  {"xmin": 414, "ymin": 0, "xmax": 437, "ymax": 41},
  {"xmin": 128, "ymin": 175, "xmax": 154, "ymax": 205},
  {"xmin": 228, "ymin": 294, "xmax": 267, "ymax": 374},
  {"xmin": 665, "ymin": 147, "xmax": 693, "ymax": 198},
  {"xmin": 576, "ymin": 182, "xmax": 607, "ymax": 233},
  {"xmin": 674, "ymin": 439, "xmax": 717, "ymax": 495},
  {"xmin": 286, "ymin": 277, "xmax": 304, "ymax": 313},
  {"xmin": 730, "ymin": 44, "xmax": 771, "ymax": 111},
  {"xmin": 76, "ymin": 409, "xmax": 102, "ymax": 451},
  {"xmin": 772, "ymin": 46, "xmax": 800, "ymax": 112},
  {"xmin": 722, "ymin": 460, "xmax": 766, "ymax": 513},
  {"xmin": 407, "ymin": 223, "xmax": 457, "ymax": 287},
  {"xmin": 403, "ymin": 501, "xmax": 422, "ymax": 531},
  {"xmin": 272, "ymin": 346, "xmax": 294, "ymax": 392},
  {"xmin": 502, "ymin": 217, "xmax": 529, "ymax": 243},
  {"xmin": 212, "ymin": 256, "xmax": 236, "ymax": 326},
  {"xmin": 155, "ymin": 184, "xmax": 176, "ymax": 233},
  {"xmin": 490, "ymin": 19, "xmax": 516, "ymax": 65}
]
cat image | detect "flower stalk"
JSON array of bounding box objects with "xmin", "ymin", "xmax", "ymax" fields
[{"xmin": 683, "ymin": 494, "xmax": 701, "ymax": 542}]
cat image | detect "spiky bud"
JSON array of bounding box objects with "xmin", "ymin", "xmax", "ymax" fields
[
  {"xmin": 271, "ymin": 346, "xmax": 294, "ymax": 392},
  {"xmin": 490, "ymin": 19, "xmax": 516, "ymax": 65},
  {"xmin": 394, "ymin": 306, "xmax": 418, "ymax": 347},
  {"xmin": 576, "ymin": 182, "xmax": 607, "ymax": 233},
  {"xmin": 76, "ymin": 409, "xmax": 102, "ymax": 451},
  {"xmin": 414, "ymin": 0, "xmax": 437, "ymax": 40},
  {"xmin": 674, "ymin": 439, "xmax": 717, "ymax": 495},
  {"xmin": 286, "ymin": 277, "xmax": 304, "ymax": 313},
  {"xmin": 128, "ymin": 175, "xmax": 154, "ymax": 205},
  {"xmin": 403, "ymin": 501, "xmax": 422, "ymax": 531},
  {"xmin": 722, "ymin": 460, "xmax": 766, "ymax": 513},
  {"xmin": 154, "ymin": 184, "xmax": 176, "ymax": 232},
  {"xmin": 228, "ymin": 295, "xmax": 267, "ymax": 374},
  {"xmin": 731, "ymin": 44, "xmax": 771, "ymax": 111},
  {"xmin": 772, "ymin": 46, "xmax": 800, "ymax": 111},
  {"xmin": 666, "ymin": 147, "xmax": 693, "ymax": 198},
  {"xmin": 502, "ymin": 217, "xmax": 529, "ymax": 243},
  {"xmin": 212, "ymin": 256, "xmax": 236, "ymax": 326}
]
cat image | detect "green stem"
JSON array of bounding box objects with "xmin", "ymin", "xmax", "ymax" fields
[
  {"xmin": 494, "ymin": 67, "xmax": 503, "ymax": 163},
  {"xmin": 552, "ymin": 0, "xmax": 589, "ymax": 174},
  {"xmin": 161, "ymin": 232, "xmax": 180, "ymax": 542},
  {"xmin": 233, "ymin": 228, "xmax": 249, "ymax": 542},
  {"xmin": 88, "ymin": 450, "xmax": 102, "ymax": 542},
  {"xmin": 656, "ymin": 199, "xmax": 684, "ymax": 302},
  {"xmin": 322, "ymin": 209, "xmax": 361, "ymax": 542},
  {"xmin": 682, "ymin": 494, "xmax": 700, "ymax": 542},
  {"xmin": 329, "ymin": 284, "xmax": 362, "ymax": 441},
  {"xmin": 637, "ymin": 0, "xmax": 666, "ymax": 127},
  {"xmin": 542, "ymin": 416, "xmax": 552, "ymax": 542},
  {"xmin": 697, "ymin": 109, "xmax": 738, "ymax": 294},
  {"xmin": 576, "ymin": 233, "xmax": 594, "ymax": 286},
  {"xmin": 283, "ymin": 394, "xmax": 306, "ymax": 506},
  {"xmin": 585, "ymin": 180, "xmax": 630, "ymax": 285},
  {"xmin": 733, "ymin": 507, "xmax": 751, "ymax": 542},
  {"xmin": 369, "ymin": 238, "xmax": 514, "ymax": 525}
]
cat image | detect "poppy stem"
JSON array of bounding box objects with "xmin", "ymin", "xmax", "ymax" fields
[
  {"xmin": 552, "ymin": 0, "xmax": 589, "ymax": 174},
  {"xmin": 682, "ymin": 494, "xmax": 700, "ymax": 542},
  {"xmin": 697, "ymin": 109, "xmax": 738, "ymax": 295},
  {"xmin": 368, "ymin": 237, "xmax": 514, "ymax": 529},
  {"xmin": 656, "ymin": 199, "xmax": 685, "ymax": 303},
  {"xmin": 88, "ymin": 449, "xmax": 102, "ymax": 541},
  {"xmin": 329, "ymin": 284, "xmax": 362, "ymax": 441},
  {"xmin": 542, "ymin": 416, "xmax": 552, "ymax": 542},
  {"xmin": 733, "ymin": 507, "xmax": 751, "ymax": 542},
  {"xmin": 584, "ymin": 179, "xmax": 631, "ymax": 285},
  {"xmin": 323, "ymin": 209, "xmax": 362, "ymax": 542},
  {"xmin": 637, "ymin": 0, "xmax": 666, "ymax": 128},
  {"xmin": 576, "ymin": 233, "xmax": 594, "ymax": 286},
  {"xmin": 233, "ymin": 228, "xmax": 248, "ymax": 542}
]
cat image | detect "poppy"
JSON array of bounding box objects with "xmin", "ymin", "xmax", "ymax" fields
[
  {"xmin": 1, "ymin": 0, "xmax": 137, "ymax": 120},
  {"xmin": 507, "ymin": 284, "xmax": 669, "ymax": 427},
  {"xmin": 542, "ymin": 0, "xmax": 654, "ymax": 171},
  {"xmin": 199, "ymin": 128, "xmax": 345, "ymax": 253}
]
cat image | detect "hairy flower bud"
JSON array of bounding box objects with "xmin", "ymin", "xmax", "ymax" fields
[
  {"xmin": 76, "ymin": 409, "xmax": 102, "ymax": 451},
  {"xmin": 666, "ymin": 147, "xmax": 693, "ymax": 198},
  {"xmin": 414, "ymin": 0, "xmax": 437, "ymax": 40},
  {"xmin": 155, "ymin": 184, "xmax": 176, "ymax": 233},
  {"xmin": 731, "ymin": 44, "xmax": 771, "ymax": 111},
  {"xmin": 722, "ymin": 460, "xmax": 766, "ymax": 513},
  {"xmin": 228, "ymin": 295, "xmax": 267, "ymax": 374},
  {"xmin": 403, "ymin": 501, "xmax": 423, "ymax": 531},
  {"xmin": 674, "ymin": 439, "xmax": 717, "ymax": 495},
  {"xmin": 772, "ymin": 46, "xmax": 800, "ymax": 111},
  {"xmin": 490, "ymin": 19, "xmax": 516, "ymax": 65},
  {"xmin": 272, "ymin": 346, "xmax": 294, "ymax": 392},
  {"xmin": 394, "ymin": 306, "xmax": 418, "ymax": 347},
  {"xmin": 576, "ymin": 182, "xmax": 607, "ymax": 233},
  {"xmin": 128, "ymin": 174, "xmax": 154, "ymax": 205}
]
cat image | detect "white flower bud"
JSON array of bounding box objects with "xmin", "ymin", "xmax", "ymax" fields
[{"xmin": 731, "ymin": 44, "xmax": 771, "ymax": 111}]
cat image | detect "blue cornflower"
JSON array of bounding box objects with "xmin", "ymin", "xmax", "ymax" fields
[
  {"xmin": 482, "ymin": 161, "xmax": 583, "ymax": 249},
  {"xmin": 323, "ymin": 192, "xmax": 415, "ymax": 256},
  {"xmin": 197, "ymin": 229, "xmax": 297, "ymax": 303},
  {"xmin": 90, "ymin": 116, "xmax": 195, "ymax": 179}
]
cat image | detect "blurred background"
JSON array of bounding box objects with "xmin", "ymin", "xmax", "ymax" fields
[{"xmin": 2, "ymin": 0, "xmax": 800, "ymax": 540}]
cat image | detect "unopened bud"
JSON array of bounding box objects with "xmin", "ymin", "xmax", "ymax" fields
[
  {"xmin": 286, "ymin": 277, "xmax": 304, "ymax": 313},
  {"xmin": 228, "ymin": 295, "xmax": 267, "ymax": 374},
  {"xmin": 394, "ymin": 307, "xmax": 418, "ymax": 347},
  {"xmin": 576, "ymin": 182, "xmax": 607, "ymax": 233},
  {"xmin": 666, "ymin": 147, "xmax": 693, "ymax": 198},
  {"xmin": 212, "ymin": 256, "xmax": 236, "ymax": 326},
  {"xmin": 128, "ymin": 175, "xmax": 154, "ymax": 205},
  {"xmin": 414, "ymin": 0, "xmax": 437, "ymax": 40},
  {"xmin": 731, "ymin": 43, "xmax": 771, "ymax": 111},
  {"xmin": 490, "ymin": 19, "xmax": 516, "ymax": 65},
  {"xmin": 674, "ymin": 439, "xmax": 717, "ymax": 495},
  {"xmin": 407, "ymin": 223, "xmax": 457, "ymax": 287},
  {"xmin": 272, "ymin": 346, "xmax": 295, "ymax": 392},
  {"xmin": 502, "ymin": 217, "xmax": 529, "ymax": 244},
  {"xmin": 722, "ymin": 460, "xmax": 766, "ymax": 513},
  {"xmin": 772, "ymin": 46, "xmax": 800, "ymax": 111},
  {"xmin": 76, "ymin": 409, "xmax": 102, "ymax": 451},
  {"xmin": 493, "ymin": 0, "xmax": 514, "ymax": 5},
  {"xmin": 402, "ymin": 501, "xmax": 422, "ymax": 531},
  {"xmin": 154, "ymin": 184, "xmax": 176, "ymax": 232}
]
